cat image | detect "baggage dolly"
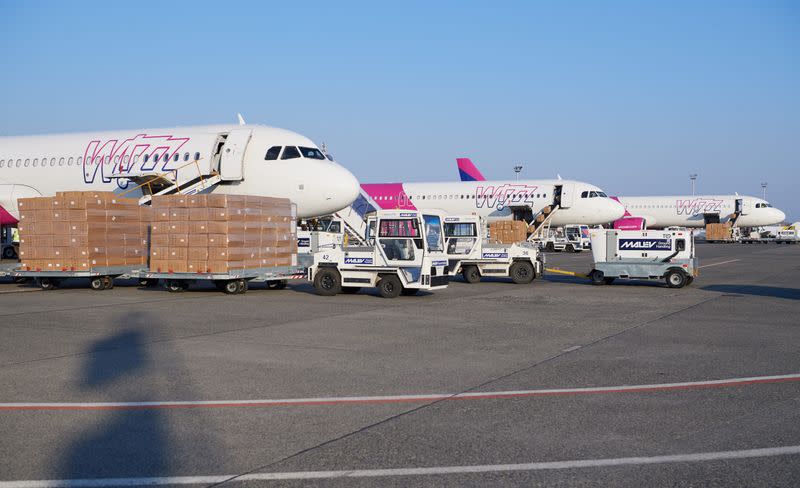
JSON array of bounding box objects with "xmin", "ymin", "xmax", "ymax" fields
[
  {"xmin": 136, "ymin": 266, "xmax": 307, "ymax": 294},
  {"xmin": 11, "ymin": 266, "xmax": 139, "ymax": 290}
]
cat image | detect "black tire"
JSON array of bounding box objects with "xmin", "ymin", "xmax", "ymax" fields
[
  {"xmin": 102, "ymin": 277, "xmax": 114, "ymax": 290},
  {"xmin": 589, "ymin": 269, "xmax": 605, "ymax": 285},
  {"xmin": 222, "ymin": 280, "xmax": 240, "ymax": 294},
  {"xmin": 401, "ymin": 288, "xmax": 420, "ymax": 296},
  {"xmin": 377, "ymin": 274, "xmax": 402, "ymax": 298},
  {"xmin": 2, "ymin": 246, "xmax": 16, "ymax": 259},
  {"xmin": 545, "ymin": 242, "xmax": 555, "ymax": 252},
  {"xmin": 462, "ymin": 265, "xmax": 481, "ymax": 284},
  {"xmin": 509, "ymin": 261, "xmax": 535, "ymax": 284},
  {"xmin": 341, "ymin": 287, "xmax": 361, "ymax": 294},
  {"xmin": 603, "ymin": 277, "xmax": 615, "ymax": 285},
  {"xmin": 90, "ymin": 277, "xmax": 106, "ymax": 291},
  {"xmin": 685, "ymin": 276, "xmax": 694, "ymax": 286},
  {"xmin": 565, "ymin": 244, "xmax": 574, "ymax": 253},
  {"xmin": 236, "ymin": 280, "xmax": 248, "ymax": 294},
  {"xmin": 314, "ymin": 268, "xmax": 341, "ymax": 296},
  {"xmin": 665, "ymin": 270, "xmax": 686, "ymax": 288},
  {"xmin": 39, "ymin": 277, "xmax": 56, "ymax": 291},
  {"xmin": 166, "ymin": 280, "xmax": 185, "ymax": 293}
]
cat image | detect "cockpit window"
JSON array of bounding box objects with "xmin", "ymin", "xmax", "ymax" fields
[
  {"xmin": 265, "ymin": 146, "xmax": 281, "ymax": 160},
  {"xmin": 281, "ymin": 146, "xmax": 301, "ymax": 160},
  {"xmin": 596, "ymin": 191, "xmax": 608, "ymax": 197},
  {"xmin": 581, "ymin": 191, "xmax": 588, "ymax": 198},
  {"xmin": 299, "ymin": 147, "xmax": 326, "ymax": 160},
  {"xmin": 586, "ymin": 191, "xmax": 608, "ymax": 198}
]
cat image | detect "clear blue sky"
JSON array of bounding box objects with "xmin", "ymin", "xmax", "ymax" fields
[{"xmin": 1, "ymin": 1, "xmax": 798, "ymax": 219}]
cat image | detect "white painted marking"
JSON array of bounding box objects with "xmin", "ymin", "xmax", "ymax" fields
[
  {"xmin": 1, "ymin": 445, "xmax": 799, "ymax": 487},
  {"xmin": 1, "ymin": 372, "xmax": 799, "ymax": 410},
  {"xmin": 698, "ymin": 259, "xmax": 741, "ymax": 269},
  {"xmin": 562, "ymin": 345, "xmax": 582, "ymax": 352}
]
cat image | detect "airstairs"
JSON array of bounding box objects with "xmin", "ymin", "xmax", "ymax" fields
[
  {"xmin": 527, "ymin": 205, "xmax": 559, "ymax": 242},
  {"xmin": 111, "ymin": 158, "xmax": 222, "ymax": 205}
]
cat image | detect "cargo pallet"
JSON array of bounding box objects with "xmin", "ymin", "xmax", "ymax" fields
[
  {"xmin": 136, "ymin": 266, "xmax": 307, "ymax": 294},
  {"xmin": 11, "ymin": 266, "xmax": 140, "ymax": 290}
]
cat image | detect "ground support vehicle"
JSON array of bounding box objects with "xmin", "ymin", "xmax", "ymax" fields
[
  {"xmin": 297, "ymin": 217, "xmax": 345, "ymax": 255},
  {"xmin": 309, "ymin": 210, "xmax": 449, "ymax": 298},
  {"xmin": 1, "ymin": 226, "xmax": 18, "ymax": 259},
  {"xmin": 136, "ymin": 266, "xmax": 307, "ymax": 294},
  {"xmin": 539, "ymin": 225, "xmax": 586, "ymax": 253},
  {"xmin": 10, "ymin": 266, "xmax": 140, "ymax": 291},
  {"xmin": 775, "ymin": 229, "xmax": 800, "ymax": 244},
  {"xmin": 588, "ymin": 229, "xmax": 698, "ymax": 288},
  {"xmin": 443, "ymin": 216, "xmax": 543, "ymax": 284}
]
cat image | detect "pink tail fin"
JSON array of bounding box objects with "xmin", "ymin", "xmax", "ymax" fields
[{"xmin": 457, "ymin": 158, "xmax": 486, "ymax": 181}]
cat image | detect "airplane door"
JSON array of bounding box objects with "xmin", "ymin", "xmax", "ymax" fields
[
  {"xmin": 219, "ymin": 129, "xmax": 252, "ymax": 181},
  {"xmin": 558, "ymin": 183, "xmax": 575, "ymax": 209},
  {"xmin": 738, "ymin": 198, "xmax": 751, "ymax": 215}
]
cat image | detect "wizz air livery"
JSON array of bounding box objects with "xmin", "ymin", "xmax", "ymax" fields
[
  {"xmin": 359, "ymin": 161, "xmax": 625, "ymax": 226},
  {"xmin": 0, "ymin": 123, "xmax": 361, "ymax": 224},
  {"xmin": 455, "ymin": 158, "xmax": 786, "ymax": 229},
  {"xmin": 611, "ymin": 195, "xmax": 785, "ymax": 229}
]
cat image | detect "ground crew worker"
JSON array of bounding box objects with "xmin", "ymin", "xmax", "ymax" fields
[{"xmin": 11, "ymin": 227, "xmax": 20, "ymax": 244}]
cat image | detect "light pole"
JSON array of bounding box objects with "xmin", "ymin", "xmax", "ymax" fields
[
  {"xmin": 761, "ymin": 182, "xmax": 767, "ymax": 200},
  {"xmin": 514, "ymin": 165, "xmax": 523, "ymax": 181},
  {"xmin": 690, "ymin": 174, "xmax": 698, "ymax": 196}
]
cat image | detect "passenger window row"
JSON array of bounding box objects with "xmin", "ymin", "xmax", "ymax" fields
[
  {"xmin": 402, "ymin": 193, "xmax": 546, "ymax": 201},
  {"xmin": 0, "ymin": 152, "xmax": 202, "ymax": 169}
]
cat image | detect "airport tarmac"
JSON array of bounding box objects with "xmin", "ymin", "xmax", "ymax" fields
[{"xmin": 0, "ymin": 243, "xmax": 799, "ymax": 487}]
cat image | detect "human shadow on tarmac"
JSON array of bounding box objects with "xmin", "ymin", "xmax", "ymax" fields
[
  {"xmin": 701, "ymin": 284, "xmax": 800, "ymax": 300},
  {"xmin": 58, "ymin": 311, "xmax": 224, "ymax": 479}
]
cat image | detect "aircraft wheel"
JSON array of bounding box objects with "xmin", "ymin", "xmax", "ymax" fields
[
  {"xmin": 665, "ymin": 270, "xmax": 687, "ymax": 289},
  {"xmin": 509, "ymin": 261, "xmax": 535, "ymax": 284},
  {"xmin": 377, "ymin": 275, "xmax": 402, "ymax": 298},
  {"xmin": 462, "ymin": 265, "xmax": 481, "ymax": 284},
  {"xmin": 314, "ymin": 268, "xmax": 341, "ymax": 296}
]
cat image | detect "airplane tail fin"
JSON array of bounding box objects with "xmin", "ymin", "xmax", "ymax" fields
[{"xmin": 457, "ymin": 158, "xmax": 486, "ymax": 181}]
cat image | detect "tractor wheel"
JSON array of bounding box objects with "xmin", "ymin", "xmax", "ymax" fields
[
  {"xmin": 377, "ymin": 275, "xmax": 402, "ymax": 298},
  {"xmin": 314, "ymin": 268, "xmax": 342, "ymax": 296},
  {"xmin": 462, "ymin": 265, "xmax": 481, "ymax": 284},
  {"xmin": 509, "ymin": 261, "xmax": 535, "ymax": 284}
]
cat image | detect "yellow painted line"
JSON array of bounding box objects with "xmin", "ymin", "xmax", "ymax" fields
[{"xmin": 545, "ymin": 268, "xmax": 588, "ymax": 279}]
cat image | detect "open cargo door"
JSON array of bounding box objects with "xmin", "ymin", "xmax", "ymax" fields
[{"xmin": 219, "ymin": 129, "xmax": 252, "ymax": 181}]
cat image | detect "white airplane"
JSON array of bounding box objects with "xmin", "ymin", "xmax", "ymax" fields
[
  {"xmin": 359, "ymin": 159, "xmax": 625, "ymax": 226},
  {"xmin": 611, "ymin": 195, "xmax": 786, "ymax": 229},
  {"xmin": 0, "ymin": 123, "xmax": 360, "ymax": 226},
  {"xmin": 455, "ymin": 158, "xmax": 786, "ymax": 229}
]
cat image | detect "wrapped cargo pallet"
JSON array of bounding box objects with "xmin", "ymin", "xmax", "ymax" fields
[
  {"xmin": 488, "ymin": 220, "xmax": 528, "ymax": 244},
  {"xmin": 149, "ymin": 194, "xmax": 297, "ymax": 274},
  {"xmin": 16, "ymin": 192, "xmax": 148, "ymax": 271}
]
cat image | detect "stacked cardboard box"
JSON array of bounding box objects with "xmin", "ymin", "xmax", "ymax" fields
[
  {"xmin": 17, "ymin": 192, "xmax": 149, "ymax": 271},
  {"xmin": 488, "ymin": 220, "xmax": 528, "ymax": 244},
  {"xmin": 705, "ymin": 222, "xmax": 733, "ymax": 242},
  {"xmin": 149, "ymin": 194, "xmax": 297, "ymax": 273}
]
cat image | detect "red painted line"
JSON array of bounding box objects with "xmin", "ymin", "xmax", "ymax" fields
[{"xmin": 1, "ymin": 374, "xmax": 798, "ymax": 412}]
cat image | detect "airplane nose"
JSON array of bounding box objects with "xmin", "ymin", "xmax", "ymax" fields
[
  {"xmin": 605, "ymin": 198, "xmax": 626, "ymax": 222},
  {"xmin": 323, "ymin": 162, "xmax": 360, "ymax": 212},
  {"xmin": 774, "ymin": 209, "xmax": 786, "ymax": 224}
]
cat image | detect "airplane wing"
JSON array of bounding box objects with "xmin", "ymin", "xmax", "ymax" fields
[{"xmin": 457, "ymin": 158, "xmax": 486, "ymax": 182}]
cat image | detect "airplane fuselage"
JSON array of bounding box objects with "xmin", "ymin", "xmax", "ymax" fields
[
  {"xmin": 361, "ymin": 179, "xmax": 625, "ymax": 226},
  {"xmin": 0, "ymin": 124, "xmax": 360, "ymax": 223},
  {"xmin": 614, "ymin": 195, "xmax": 785, "ymax": 228}
]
